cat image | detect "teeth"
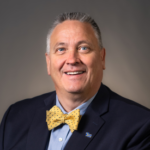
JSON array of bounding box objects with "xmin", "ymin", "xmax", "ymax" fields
[{"xmin": 66, "ymin": 71, "xmax": 83, "ymax": 75}]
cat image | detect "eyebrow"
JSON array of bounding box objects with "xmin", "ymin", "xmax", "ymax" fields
[
  {"xmin": 53, "ymin": 42, "xmax": 66, "ymax": 49},
  {"xmin": 76, "ymin": 40, "xmax": 92, "ymax": 46}
]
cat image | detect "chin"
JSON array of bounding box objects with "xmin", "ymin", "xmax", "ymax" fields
[{"xmin": 65, "ymin": 86, "xmax": 84, "ymax": 94}]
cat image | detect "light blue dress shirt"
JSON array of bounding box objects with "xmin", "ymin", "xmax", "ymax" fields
[{"xmin": 47, "ymin": 94, "xmax": 96, "ymax": 150}]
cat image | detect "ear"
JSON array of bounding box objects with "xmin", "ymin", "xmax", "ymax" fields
[
  {"xmin": 45, "ymin": 53, "xmax": 51, "ymax": 75},
  {"xmin": 100, "ymin": 48, "xmax": 106, "ymax": 70}
]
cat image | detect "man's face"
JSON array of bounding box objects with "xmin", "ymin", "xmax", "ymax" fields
[{"xmin": 46, "ymin": 20, "xmax": 105, "ymax": 98}]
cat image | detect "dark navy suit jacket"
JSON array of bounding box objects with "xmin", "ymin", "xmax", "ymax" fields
[{"xmin": 0, "ymin": 84, "xmax": 150, "ymax": 150}]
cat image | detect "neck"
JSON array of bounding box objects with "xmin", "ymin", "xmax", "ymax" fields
[{"xmin": 56, "ymin": 90, "xmax": 97, "ymax": 112}]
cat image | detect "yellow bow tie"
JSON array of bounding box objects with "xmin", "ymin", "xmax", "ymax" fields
[{"xmin": 46, "ymin": 105, "xmax": 81, "ymax": 133}]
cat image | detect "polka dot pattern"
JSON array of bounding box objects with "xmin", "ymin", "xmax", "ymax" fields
[{"xmin": 46, "ymin": 105, "xmax": 81, "ymax": 133}]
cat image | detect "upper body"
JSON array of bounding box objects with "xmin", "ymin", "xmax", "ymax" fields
[
  {"xmin": 0, "ymin": 12, "xmax": 150, "ymax": 150},
  {"xmin": 0, "ymin": 84, "xmax": 150, "ymax": 150}
]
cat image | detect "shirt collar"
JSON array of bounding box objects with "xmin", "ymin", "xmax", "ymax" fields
[{"xmin": 56, "ymin": 93, "xmax": 97, "ymax": 116}]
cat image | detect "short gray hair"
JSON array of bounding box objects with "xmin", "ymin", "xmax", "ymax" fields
[{"xmin": 46, "ymin": 12, "xmax": 103, "ymax": 53}]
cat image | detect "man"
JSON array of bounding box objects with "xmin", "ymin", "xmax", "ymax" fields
[{"xmin": 0, "ymin": 12, "xmax": 150, "ymax": 150}]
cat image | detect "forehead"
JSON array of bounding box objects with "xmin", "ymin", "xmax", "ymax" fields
[
  {"xmin": 50, "ymin": 20, "xmax": 98, "ymax": 46},
  {"xmin": 52, "ymin": 20, "xmax": 94, "ymax": 35}
]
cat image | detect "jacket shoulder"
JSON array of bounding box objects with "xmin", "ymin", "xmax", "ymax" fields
[
  {"xmin": 106, "ymin": 86, "xmax": 150, "ymax": 119},
  {"xmin": 1, "ymin": 91, "xmax": 56, "ymax": 126},
  {"xmin": 11, "ymin": 91, "xmax": 55, "ymax": 109},
  {"xmin": 0, "ymin": 92, "xmax": 56, "ymax": 149}
]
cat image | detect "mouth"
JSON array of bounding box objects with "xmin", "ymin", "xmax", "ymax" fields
[{"xmin": 65, "ymin": 71, "xmax": 85, "ymax": 75}]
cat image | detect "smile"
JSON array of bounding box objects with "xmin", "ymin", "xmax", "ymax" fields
[{"xmin": 65, "ymin": 71, "xmax": 85, "ymax": 75}]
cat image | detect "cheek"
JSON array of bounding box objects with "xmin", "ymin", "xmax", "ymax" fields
[
  {"xmin": 81, "ymin": 54, "xmax": 100, "ymax": 69},
  {"xmin": 50, "ymin": 57, "xmax": 65, "ymax": 72},
  {"xmin": 86, "ymin": 56, "xmax": 103, "ymax": 79}
]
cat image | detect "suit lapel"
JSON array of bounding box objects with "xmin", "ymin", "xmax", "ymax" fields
[
  {"xmin": 64, "ymin": 107, "xmax": 105, "ymax": 150},
  {"xmin": 26, "ymin": 92, "xmax": 56, "ymax": 150},
  {"xmin": 64, "ymin": 84, "xmax": 110, "ymax": 150}
]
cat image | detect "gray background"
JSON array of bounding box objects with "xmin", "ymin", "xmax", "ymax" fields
[{"xmin": 0, "ymin": 0, "xmax": 150, "ymax": 122}]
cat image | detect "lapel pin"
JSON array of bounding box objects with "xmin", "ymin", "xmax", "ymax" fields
[{"xmin": 85, "ymin": 132, "xmax": 92, "ymax": 138}]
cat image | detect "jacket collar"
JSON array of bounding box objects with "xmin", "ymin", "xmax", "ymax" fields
[{"xmin": 91, "ymin": 83, "xmax": 110, "ymax": 116}]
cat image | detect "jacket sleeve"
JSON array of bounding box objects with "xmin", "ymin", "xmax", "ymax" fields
[{"xmin": 0, "ymin": 106, "xmax": 12, "ymax": 150}]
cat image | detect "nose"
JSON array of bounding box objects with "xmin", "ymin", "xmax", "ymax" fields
[{"xmin": 66, "ymin": 49, "xmax": 80, "ymax": 65}]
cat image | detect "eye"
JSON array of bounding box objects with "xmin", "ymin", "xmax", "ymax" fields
[
  {"xmin": 56, "ymin": 47, "xmax": 66, "ymax": 54},
  {"xmin": 57, "ymin": 48, "xmax": 65, "ymax": 52},
  {"xmin": 80, "ymin": 46, "xmax": 87, "ymax": 50},
  {"xmin": 79, "ymin": 46, "xmax": 91, "ymax": 53}
]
